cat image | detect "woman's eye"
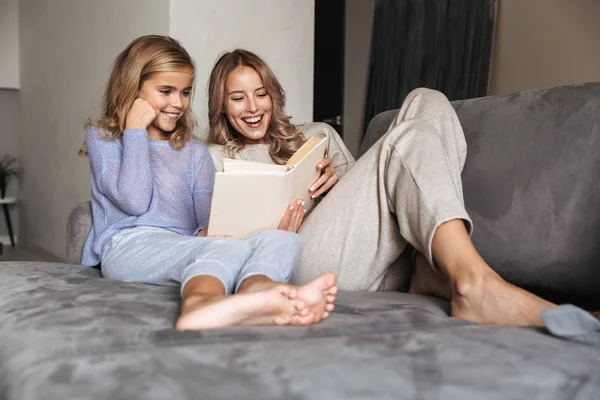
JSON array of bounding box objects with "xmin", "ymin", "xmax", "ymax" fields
[
  {"xmin": 183, "ymin": 91, "xmax": 191, "ymax": 97},
  {"xmin": 257, "ymin": 93, "xmax": 267, "ymax": 98},
  {"xmin": 231, "ymin": 97, "xmax": 243, "ymax": 101},
  {"xmin": 160, "ymin": 90, "xmax": 171, "ymax": 95}
]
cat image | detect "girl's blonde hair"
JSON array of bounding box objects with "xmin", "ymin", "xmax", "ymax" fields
[
  {"xmin": 207, "ymin": 49, "xmax": 305, "ymax": 164},
  {"xmin": 87, "ymin": 35, "xmax": 196, "ymax": 150}
]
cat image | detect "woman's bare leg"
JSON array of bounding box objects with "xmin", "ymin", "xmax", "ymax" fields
[{"xmin": 432, "ymin": 220, "xmax": 554, "ymax": 326}]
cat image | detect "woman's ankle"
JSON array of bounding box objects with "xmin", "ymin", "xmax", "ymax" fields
[
  {"xmin": 408, "ymin": 252, "xmax": 451, "ymax": 300},
  {"xmin": 450, "ymin": 264, "xmax": 502, "ymax": 300}
]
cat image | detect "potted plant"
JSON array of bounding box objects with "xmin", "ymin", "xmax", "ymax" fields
[{"xmin": 0, "ymin": 154, "xmax": 20, "ymax": 199}]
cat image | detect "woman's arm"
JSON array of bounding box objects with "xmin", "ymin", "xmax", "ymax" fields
[{"xmin": 86, "ymin": 127, "xmax": 154, "ymax": 216}]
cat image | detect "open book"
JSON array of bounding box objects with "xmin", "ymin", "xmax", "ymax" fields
[{"xmin": 207, "ymin": 136, "xmax": 328, "ymax": 238}]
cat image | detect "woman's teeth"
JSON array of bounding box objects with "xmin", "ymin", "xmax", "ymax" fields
[{"xmin": 242, "ymin": 116, "xmax": 262, "ymax": 124}]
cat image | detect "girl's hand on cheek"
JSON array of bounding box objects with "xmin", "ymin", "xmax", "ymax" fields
[{"xmin": 125, "ymin": 98, "xmax": 158, "ymax": 131}]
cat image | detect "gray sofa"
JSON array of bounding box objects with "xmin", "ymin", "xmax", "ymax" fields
[{"xmin": 2, "ymin": 83, "xmax": 600, "ymax": 399}]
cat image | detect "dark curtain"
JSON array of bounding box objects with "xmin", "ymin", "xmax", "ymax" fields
[{"xmin": 363, "ymin": 0, "xmax": 497, "ymax": 135}]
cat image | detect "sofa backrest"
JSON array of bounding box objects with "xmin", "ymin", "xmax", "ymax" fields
[{"xmin": 361, "ymin": 82, "xmax": 600, "ymax": 306}]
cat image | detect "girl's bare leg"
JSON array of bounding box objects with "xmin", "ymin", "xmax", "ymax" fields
[{"xmin": 176, "ymin": 273, "xmax": 337, "ymax": 330}]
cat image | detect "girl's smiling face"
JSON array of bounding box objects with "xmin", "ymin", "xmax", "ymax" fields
[{"xmin": 138, "ymin": 68, "xmax": 193, "ymax": 139}]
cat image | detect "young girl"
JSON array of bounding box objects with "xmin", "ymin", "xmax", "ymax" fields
[
  {"xmin": 207, "ymin": 49, "xmax": 556, "ymax": 327},
  {"xmin": 82, "ymin": 36, "xmax": 337, "ymax": 330}
]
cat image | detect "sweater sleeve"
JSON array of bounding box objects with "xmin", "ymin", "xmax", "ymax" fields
[
  {"xmin": 86, "ymin": 127, "xmax": 154, "ymax": 216},
  {"xmin": 192, "ymin": 144, "xmax": 216, "ymax": 233}
]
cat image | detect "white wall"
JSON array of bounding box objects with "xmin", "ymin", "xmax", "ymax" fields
[
  {"xmin": 490, "ymin": 0, "xmax": 600, "ymax": 94},
  {"xmin": 18, "ymin": 0, "xmax": 315, "ymax": 259},
  {"xmin": 343, "ymin": 0, "xmax": 375, "ymax": 157},
  {"xmin": 0, "ymin": 0, "xmax": 19, "ymax": 89},
  {"xmin": 19, "ymin": 0, "xmax": 169, "ymax": 259},
  {"xmin": 169, "ymin": 0, "xmax": 315, "ymax": 138}
]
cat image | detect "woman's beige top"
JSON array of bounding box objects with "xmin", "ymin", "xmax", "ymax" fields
[{"xmin": 207, "ymin": 122, "xmax": 356, "ymax": 179}]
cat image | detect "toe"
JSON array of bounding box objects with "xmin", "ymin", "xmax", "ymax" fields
[
  {"xmin": 287, "ymin": 286, "xmax": 298, "ymax": 299},
  {"xmin": 292, "ymin": 312, "xmax": 316, "ymax": 326},
  {"xmin": 324, "ymin": 272, "xmax": 337, "ymax": 286},
  {"xmin": 293, "ymin": 299, "xmax": 306, "ymax": 310},
  {"xmin": 325, "ymin": 303, "xmax": 335, "ymax": 312},
  {"xmin": 298, "ymin": 307, "xmax": 310, "ymax": 316}
]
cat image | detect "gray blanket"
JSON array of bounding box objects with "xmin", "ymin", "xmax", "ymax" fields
[{"xmin": 1, "ymin": 261, "xmax": 600, "ymax": 400}]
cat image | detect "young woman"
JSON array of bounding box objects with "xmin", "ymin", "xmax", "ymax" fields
[{"xmin": 206, "ymin": 49, "xmax": 555, "ymax": 327}]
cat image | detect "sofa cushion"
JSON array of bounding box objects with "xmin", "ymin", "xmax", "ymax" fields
[
  {"xmin": 360, "ymin": 83, "xmax": 600, "ymax": 307},
  {"xmin": 1, "ymin": 261, "xmax": 599, "ymax": 399}
]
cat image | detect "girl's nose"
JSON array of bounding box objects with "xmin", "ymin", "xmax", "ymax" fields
[{"xmin": 172, "ymin": 95, "xmax": 183, "ymax": 108}]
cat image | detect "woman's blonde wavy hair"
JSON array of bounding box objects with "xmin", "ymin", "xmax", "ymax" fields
[
  {"xmin": 86, "ymin": 35, "xmax": 197, "ymax": 150},
  {"xmin": 207, "ymin": 49, "xmax": 305, "ymax": 164}
]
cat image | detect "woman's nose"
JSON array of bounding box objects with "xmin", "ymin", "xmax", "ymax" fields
[{"xmin": 246, "ymin": 98, "xmax": 258, "ymax": 113}]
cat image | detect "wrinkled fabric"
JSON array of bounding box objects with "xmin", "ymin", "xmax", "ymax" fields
[
  {"xmin": 1, "ymin": 262, "xmax": 600, "ymax": 400},
  {"xmin": 542, "ymin": 304, "xmax": 600, "ymax": 347}
]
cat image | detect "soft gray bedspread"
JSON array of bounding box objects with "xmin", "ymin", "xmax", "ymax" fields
[{"xmin": 1, "ymin": 262, "xmax": 599, "ymax": 400}]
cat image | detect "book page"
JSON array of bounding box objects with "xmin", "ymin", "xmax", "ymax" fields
[
  {"xmin": 223, "ymin": 159, "xmax": 289, "ymax": 173},
  {"xmin": 287, "ymin": 136, "xmax": 325, "ymax": 167}
]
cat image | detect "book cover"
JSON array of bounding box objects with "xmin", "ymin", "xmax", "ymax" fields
[{"xmin": 207, "ymin": 136, "xmax": 328, "ymax": 238}]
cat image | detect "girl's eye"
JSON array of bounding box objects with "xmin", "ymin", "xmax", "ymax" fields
[
  {"xmin": 160, "ymin": 90, "xmax": 171, "ymax": 95},
  {"xmin": 257, "ymin": 93, "xmax": 268, "ymax": 98},
  {"xmin": 231, "ymin": 97, "xmax": 244, "ymax": 101},
  {"xmin": 183, "ymin": 91, "xmax": 191, "ymax": 97}
]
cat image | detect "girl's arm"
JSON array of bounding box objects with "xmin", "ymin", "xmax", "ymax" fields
[
  {"xmin": 192, "ymin": 144, "xmax": 217, "ymax": 234},
  {"xmin": 86, "ymin": 127, "xmax": 154, "ymax": 216}
]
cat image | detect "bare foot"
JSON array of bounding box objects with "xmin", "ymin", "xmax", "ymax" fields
[
  {"xmin": 451, "ymin": 271, "xmax": 555, "ymax": 326},
  {"xmin": 176, "ymin": 283, "xmax": 309, "ymax": 330},
  {"xmin": 295, "ymin": 272, "xmax": 338, "ymax": 324},
  {"xmin": 408, "ymin": 252, "xmax": 451, "ymax": 300}
]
